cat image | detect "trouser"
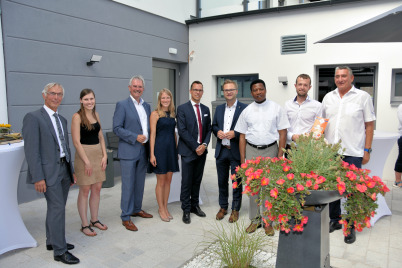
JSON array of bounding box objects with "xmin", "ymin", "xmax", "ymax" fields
[{"xmin": 246, "ymin": 142, "xmax": 278, "ymax": 223}]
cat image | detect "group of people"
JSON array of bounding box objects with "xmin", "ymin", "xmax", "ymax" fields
[{"xmin": 22, "ymin": 66, "xmax": 377, "ymax": 264}]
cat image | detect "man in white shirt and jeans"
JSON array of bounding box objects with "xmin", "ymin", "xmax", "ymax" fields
[
  {"xmin": 235, "ymin": 79, "xmax": 290, "ymax": 235},
  {"xmin": 284, "ymin": 74, "xmax": 322, "ymax": 147},
  {"xmin": 322, "ymin": 66, "xmax": 375, "ymax": 244}
]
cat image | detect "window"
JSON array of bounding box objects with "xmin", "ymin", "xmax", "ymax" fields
[
  {"xmin": 216, "ymin": 74, "xmax": 258, "ymax": 99},
  {"xmin": 391, "ymin": 68, "xmax": 402, "ymax": 105}
]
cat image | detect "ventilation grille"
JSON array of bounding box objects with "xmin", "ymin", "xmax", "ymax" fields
[{"xmin": 281, "ymin": 35, "xmax": 307, "ymax": 54}]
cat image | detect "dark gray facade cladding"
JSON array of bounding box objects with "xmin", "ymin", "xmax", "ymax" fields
[{"xmin": 0, "ymin": 0, "xmax": 189, "ymax": 203}]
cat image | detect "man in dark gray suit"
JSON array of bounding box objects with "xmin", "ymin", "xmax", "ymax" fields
[
  {"xmin": 22, "ymin": 83, "xmax": 79, "ymax": 264},
  {"xmin": 113, "ymin": 75, "xmax": 153, "ymax": 232}
]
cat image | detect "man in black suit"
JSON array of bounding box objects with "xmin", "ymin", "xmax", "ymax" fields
[
  {"xmin": 212, "ymin": 79, "xmax": 247, "ymax": 223},
  {"xmin": 22, "ymin": 83, "xmax": 79, "ymax": 264},
  {"xmin": 177, "ymin": 81, "xmax": 212, "ymax": 224}
]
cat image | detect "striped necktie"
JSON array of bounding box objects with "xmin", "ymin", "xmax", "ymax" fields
[{"xmin": 53, "ymin": 113, "xmax": 70, "ymax": 162}]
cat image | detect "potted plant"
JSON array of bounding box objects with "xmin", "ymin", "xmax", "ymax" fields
[{"xmin": 234, "ymin": 133, "xmax": 390, "ymax": 236}]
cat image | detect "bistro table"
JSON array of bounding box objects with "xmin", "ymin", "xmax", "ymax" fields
[
  {"xmin": 0, "ymin": 141, "xmax": 37, "ymax": 255},
  {"xmin": 362, "ymin": 131, "xmax": 398, "ymax": 226}
]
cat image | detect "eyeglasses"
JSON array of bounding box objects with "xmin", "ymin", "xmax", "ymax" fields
[
  {"xmin": 192, "ymin": 89, "xmax": 203, "ymax": 92},
  {"xmin": 222, "ymin": 89, "xmax": 236, "ymax": 93},
  {"xmin": 47, "ymin": 92, "xmax": 63, "ymax": 97}
]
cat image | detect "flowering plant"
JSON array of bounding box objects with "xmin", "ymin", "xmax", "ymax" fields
[
  {"xmin": 0, "ymin": 123, "xmax": 12, "ymax": 133},
  {"xmin": 234, "ymin": 133, "xmax": 390, "ymax": 236}
]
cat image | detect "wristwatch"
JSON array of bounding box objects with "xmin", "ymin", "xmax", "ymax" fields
[{"xmin": 364, "ymin": 148, "xmax": 372, "ymax": 153}]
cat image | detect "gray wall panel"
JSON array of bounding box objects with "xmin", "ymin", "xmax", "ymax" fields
[{"xmin": 1, "ymin": 0, "xmax": 189, "ymax": 204}]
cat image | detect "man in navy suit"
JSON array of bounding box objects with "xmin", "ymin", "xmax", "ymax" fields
[
  {"xmin": 177, "ymin": 81, "xmax": 212, "ymax": 224},
  {"xmin": 113, "ymin": 75, "xmax": 153, "ymax": 232},
  {"xmin": 23, "ymin": 83, "xmax": 79, "ymax": 264},
  {"xmin": 212, "ymin": 80, "xmax": 247, "ymax": 223}
]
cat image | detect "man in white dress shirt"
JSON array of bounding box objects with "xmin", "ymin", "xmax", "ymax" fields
[
  {"xmin": 322, "ymin": 66, "xmax": 375, "ymax": 244},
  {"xmin": 284, "ymin": 74, "xmax": 322, "ymax": 148},
  {"xmin": 235, "ymin": 79, "xmax": 290, "ymax": 235}
]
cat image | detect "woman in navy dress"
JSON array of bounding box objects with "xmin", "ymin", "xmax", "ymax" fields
[{"xmin": 150, "ymin": 88, "xmax": 179, "ymax": 222}]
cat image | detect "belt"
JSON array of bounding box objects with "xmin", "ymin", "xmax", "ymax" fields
[
  {"xmin": 60, "ymin": 157, "xmax": 67, "ymax": 163},
  {"xmin": 223, "ymin": 145, "xmax": 231, "ymax": 150},
  {"xmin": 247, "ymin": 141, "xmax": 276, "ymax": 149}
]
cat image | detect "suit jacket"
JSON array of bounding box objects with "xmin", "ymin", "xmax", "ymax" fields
[
  {"xmin": 212, "ymin": 101, "xmax": 247, "ymax": 161},
  {"xmin": 177, "ymin": 101, "xmax": 212, "ymax": 159},
  {"xmin": 22, "ymin": 107, "xmax": 74, "ymax": 186},
  {"xmin": 113, "ymin": 97, "xmax": 151, "ymax": 160}
]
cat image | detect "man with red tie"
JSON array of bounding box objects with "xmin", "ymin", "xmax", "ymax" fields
[{"xmin": 177, "ymin": 81, "xmax": 212, "ymax": 224}]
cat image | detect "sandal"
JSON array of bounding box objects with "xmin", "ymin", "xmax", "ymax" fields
[
  {"xmin": 393, "ymin": 181, "xmax": 402, "ymax": 188},
  {"xmin": 81, "ymin": 225, "xmax": 97, "ymax": 236},
  {"xmin": 90, "ymin": 220, "xmax": 108, "ymax": 230}
]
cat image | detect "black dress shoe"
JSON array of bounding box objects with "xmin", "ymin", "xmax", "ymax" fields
[
  {"xmin": 329, "ymin": 221, "xmax": 342, "ymax": 233},
  {"xmin": 183, "ymin": 212, "xmax": 191, "ymax": 224},
  {"xmin": 47, "ymin": 243, "xmax": 74, "ymax": 251},
  {"xmin": 344, "ymin": 228, "xmax": 356, "ymax": 244},
  {"xmin": 54, "ymin": 251, "xmax": 80, "ymax": 264},
  {"xmin": 190, "ymin": 206, "xmax": 206, "ymax": 217}
]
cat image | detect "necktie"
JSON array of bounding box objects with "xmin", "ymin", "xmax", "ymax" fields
[
  {"xmin": 53, "ymin": 113, "xmax": 70, "ymax": 162},
  {"xmin": 195, "ymin": 104, "xmax": 203, "ymax": 143}
]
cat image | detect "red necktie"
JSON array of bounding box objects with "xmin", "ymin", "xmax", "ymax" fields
[{"xmin": 195, "ymin": 104, "xmax": 203, "ymax": 143}]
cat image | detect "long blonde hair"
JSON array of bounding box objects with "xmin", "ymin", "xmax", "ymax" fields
[{"xmin": 156, "ymin": 88, "xmax": 176, "ymax": 118}]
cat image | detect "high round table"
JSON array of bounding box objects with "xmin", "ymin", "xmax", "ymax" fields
[
  {"xmin": 362, "ymin": 131, "xmax": 398, "ymax": 225},
  {"xmin": 0, "ymin": 141, "xmax": 37, "ymax": 255}
]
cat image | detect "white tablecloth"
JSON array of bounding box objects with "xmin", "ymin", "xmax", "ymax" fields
[
  {"xmin": 362, "ymin": 131, "xmax": 398, "ymax": 226},
  {"xmin": 0, "ymin": 141, "xmax": 37, "ymax": 255}
]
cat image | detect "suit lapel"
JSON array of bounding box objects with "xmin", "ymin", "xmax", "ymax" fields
[
  {"xmin": 231, "ymin": 104, "xmax": 242, "ymax": 129},
  {"xmin": 41, "ymin": 107, "xmax": 58, "ymax": 143}
]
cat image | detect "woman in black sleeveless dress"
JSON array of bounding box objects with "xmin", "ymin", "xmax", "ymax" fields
[
  {"xmin": 150, "ymin": 89, "xmax": 179, "ymax": 222},
  {"xmin": 72, "ymin": 89, "xmax": 108, "ymax": 236}
]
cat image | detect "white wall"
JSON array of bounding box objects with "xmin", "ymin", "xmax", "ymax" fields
[
  {"xmin": 112, "ymin": 0, "xmax": 196, "ymax": 23},
  {"xmin": 188, "ymin": 0, "xmax": 402, "ymax": 179}
]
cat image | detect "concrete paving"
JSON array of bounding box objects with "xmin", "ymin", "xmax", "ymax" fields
[{"xmin": 1, "ymin": 159, "xmax": 401, "ymax": 268}]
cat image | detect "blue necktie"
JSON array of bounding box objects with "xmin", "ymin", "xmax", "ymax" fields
[{"xmin": 53, "ymin": 113, "xmax": 70, "ymax": 162}]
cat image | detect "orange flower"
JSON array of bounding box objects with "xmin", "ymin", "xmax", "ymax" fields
[
  {"xmin": 231, "ymin": 174, "xmax": 236, "ymax": 181},
  {"xmin": 370, "ymin": 192, "xmax": 377, "ymax": 201},
  {"xmin": 265, "ymin": 200, "xmax": 273, "ymax": 210},
  {"xmin": 366, "ymin": 181, "xmax": 376, "ymax": 188},
  {"xmin": 287, "ymin": 173, "xmax": 295, "ymax": 180},
  {"xmin": 283, "ymin": 166, "xmax": 290, "ymax": 172},
  {"xmin": 293, "ymin": 224, "xmax": 304, "ymax": 232},
  {"xmin": 232, "ymin": 181, "xmax": 238, "ymax": 189},
  {"xmin": 270, "ymin": 188, "xmax": 279, "ymax": 199},
  {"xmin": 276, "ymin": 179, "xmax": 285, "ymax": 185},
  {"xmin": 261, "ymin": 177, "xmax": 270, "ymax": 186},
  {"xmin": 296, "ymin": 184, "xmax": 304, "ymax": 191},
  {"xmin": 337, "ymin": 181, "xmax": 346, "ymax": 195},
  {"xmin": 301, "ymin": 216, "xmax": 308, "ymax": 225},
  {"xmin": 305, "ymin": 180, "xmax": 312, "ymax": 188},
  {"xmin": 287, "ymin": 187, "xmax": 295, "ymax": 194},
  {"xmin": 356, "ymin": 183, "xmax": 367, "ymax": 193}
]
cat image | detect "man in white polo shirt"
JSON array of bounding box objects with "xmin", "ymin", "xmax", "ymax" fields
[
  {"xmin": 285, "ymin": 74, "xmax": 322, "ymax": 147},
  {"xmin": 235, "ymin": 79, "xmax": 290, "ymax": 235},
  {"xmin": 322, "ymin": 66, "xmax": 375, "ymax": 244}
]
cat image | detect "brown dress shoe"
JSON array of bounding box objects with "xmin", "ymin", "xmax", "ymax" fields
[
  {"xmin": 245, "ymin": 222, "xmax": 261, "ymax": 233},
  {"xmin": 131, "ymin": 210, "xmax": 153, "ymax": 218},
  {"xmin": 228, "ymin": 210, "xmax": 239, "ymax": 223},
  {"xmin": 122, "ymin": 220, "xmax": 138, "ymax": 231},
  {"xmin": 264, "ymin": 225, "xmax": 275, "ymax": 236},
  {"xmin": 216, "ymin": 208, "xmax": 227, "ymax": 220}
]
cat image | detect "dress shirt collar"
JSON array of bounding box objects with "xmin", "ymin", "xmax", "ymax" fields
[
  {"xmin": 334, "ymin": 85, "xmax": 358, "ymax": 98},
  {"xmin": 190, "ymin": 99, "xmax": 200, "ymax": 106},
  {"xmin": 130, "ymin": 95, "xmax": 144, "ymax": 105},
  {"xmin": 293, "ymin": 95, "xmax": 311, "ymax": 104},
  {"xmin": 43, "ymin": 104, "xmax": 58, "ymax": 117},
  {"xmin": 225, "ymin": 99, "xmax": 238, "ymax": 109}
]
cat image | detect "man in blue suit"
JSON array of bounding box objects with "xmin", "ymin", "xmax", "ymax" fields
[
  {"xmin": 23, "ymin": 83, "xmax": 79, "ymax": 264},
  {"xmin": 177, "ymin": 81, "xmax": 212, "ymax": 224},
  {"xmin": 113, "ymin": 75, "xmax": 153, "ymax": 232},
  {"xmin": 212, "ymin": 80, "xmax": 247, "ymax": 223}
]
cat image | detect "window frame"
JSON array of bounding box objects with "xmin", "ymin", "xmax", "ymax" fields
[{"xmin": 391, "ymin": 68, "xmax": 402, "ymax": 106}]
